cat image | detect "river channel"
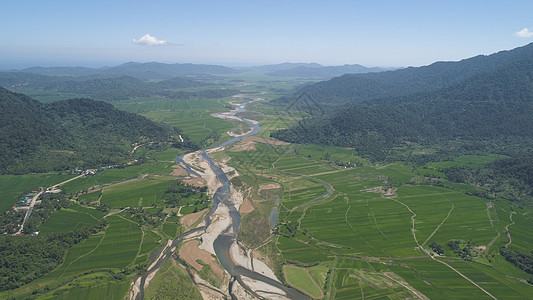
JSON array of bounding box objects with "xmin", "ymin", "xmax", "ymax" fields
[{"xmin": 137, "ymin": 100, "xmax": 308, "ymax": 299}]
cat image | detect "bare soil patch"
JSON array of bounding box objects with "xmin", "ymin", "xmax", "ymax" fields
[
  {"xmin": 183, "ymin": 178, "xmax": 206, "ymax": 187},
  {"xmin": 171, "ymin": 165, "xmax": 188, "ymax": 176},
  {"xmin": 382, "ymin": 187, "xmax": 397, "ymax": 197},
  {"xmin": 179, "ymin": 240, "xmax": 224, "ymax": 279},
  {"xmin": 289, "ymin": 186, "xmax": 307, "ymax": 192},
  {"xmin": 362, "ymin": 186, "xmax": 384, "ymax": 193},
  {"xmin": 231, "ymin": 140, "xmax": 257, "ymax": 152},
  {"xmin": 181, "ymin": 208, "xmax": 208, "ymax": 227},
  {"xmin": 239, "ymin": 197, "xmax": 255, "ymax": 213},
  {"xmin": 258, "ymin": 183, "xmax": 281, "ymax": 191}
]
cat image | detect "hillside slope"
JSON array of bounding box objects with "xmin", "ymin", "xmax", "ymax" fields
[
  {"xmin": 281, "ymin": 43, "xmax": 533, "ymax": 106},
  {"xmin": 272, "ymin": 43, "xmax": 533, "ymax": 160},
  {"xmin": 0, "ymin": 87, "xmax": 180, "ymax": 174}
]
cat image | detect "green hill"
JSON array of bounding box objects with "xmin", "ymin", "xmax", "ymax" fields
[{"xmin": 0, "ymin": 87, "xmax": 181, "ymax": 174}]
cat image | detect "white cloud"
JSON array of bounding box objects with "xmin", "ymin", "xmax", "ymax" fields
[
  {"xmin": 132, "ymin": 34, "xmax": 169, "ymax": 46},
  {"xmin": 514, "ymin": 28, "xmax": 533, "ymax": 38}
]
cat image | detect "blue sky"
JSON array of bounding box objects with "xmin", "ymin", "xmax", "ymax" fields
[{"xmin": 1, "ymin": 0, "xmax": 533, "ymax": 69}]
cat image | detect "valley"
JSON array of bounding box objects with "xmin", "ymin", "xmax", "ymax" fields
[{"xmin": 1, "ymin": 46, "xmax": 533, "ymax": 300}]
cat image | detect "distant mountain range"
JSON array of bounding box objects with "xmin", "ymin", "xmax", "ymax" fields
[
  {"xmin": 16, "ymin": 62, "xmax": 237, "ymax": 80},
  {"xmin": 264, "ymin": 64, "xmax": 394, "ymax": 78},
  {"xmin": 272, "ymin": 42, "xmax": 533, "ymax": 160},
  {"xmin": 5, "ymin": 61, "xmax": 392, "ymax": 81}
]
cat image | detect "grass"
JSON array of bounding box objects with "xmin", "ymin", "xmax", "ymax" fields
[{"xmin": 284, "ymin": 265, "xmax": 323, "ymax": 299}]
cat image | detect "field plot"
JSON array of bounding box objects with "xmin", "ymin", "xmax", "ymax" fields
[
  {"xmin": 100, "ymin": 176, "xmax": 175, "ymax": 207},
  {"xmin": 421, "ymin": 192, "xmax": 494, "ymax": 247},
  {"xmin": 39, "ymin": 205, "xmax": 105, "ymax": 235},
  {"xmin": 301, "ymin": 193, "xmax": 418, "ymax": 258},
  {"xmin": 38, "ymin": 277, "xmax": 131, "ymax": 300},
  {"xmin": 280, "ymin": 178, "xmax": 326, "ymax": 211},
  {"xmin": 276, "ymin": 236, "xmax": 329, "ymax": 264},
  {"xmin": 274, "ymin": 156, "xmax": 337, "ymax": 175},
  {"xmin": 283, "ymin": 265, "xmax": 323, "ymax": 299},
  {"xmin": 332, "ymin": 259, "xmax": 426, "ymax": 300},
  {"xmin": 64, "ymin": 215, "xmax": 142, "ymax": 273},
  {"xmin": 387, "ymin": 257, "xmax": 533, "ymax": 299},
  {"xmin": 139, "ymin": 230, "xmax": 163, "ymax": 257},
  {"xmin": 507, "ymin": 212, "xmax": 533, "ymax": 252}
]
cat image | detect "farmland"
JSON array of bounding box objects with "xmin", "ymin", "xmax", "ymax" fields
[
  {"xmin": 114, "ymin": 97, "xmax": 246, "ymax": 145},
  {"xmin": 283, "ymin": 265, "xmax": 323, "ymax": 298},
  {"xmin": 225, "ymin": 130, "xmax": 533, "ymax": 299},
  {"xmin": 39, "ymin": 204, "xmax": 105, "ymax": 235},
  {"xmin": 99, "ymin": 176, "xmax": 175, "ymax": 207}
]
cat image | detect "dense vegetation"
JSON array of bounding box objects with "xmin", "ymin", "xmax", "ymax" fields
[
  {"xmin": 500, "ymin": 247, "xmax": 533, "ymax": 276},
  {"xmin": 0, "ymin": 87, "xmax": 189, "ymax": 174},
  {"xmin": 272, "ymin": 43, "xmax": 533, "ymax": 162},
  {"xmin": 442, "ymin": 156, "xmax": 533, "ymax": 207},
  {"xmin": 0, "ymin": 220, "xmax": 107, "ymax": 291}
]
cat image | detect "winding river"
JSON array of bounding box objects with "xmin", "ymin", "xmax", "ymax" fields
[{"xmin": 136, "ymin": 100, "xmax": 308, "ymax": 299}]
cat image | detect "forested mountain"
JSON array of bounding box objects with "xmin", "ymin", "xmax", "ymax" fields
[
  {"xmin": 16, "ymin": 62, "xmax": 236, "ymax": 80},
  {"xmin": 272, "ymin": 43, "xmax": 533, "ymax": 160},
  {"xmin": 280, "ymin": 43, "xmax": 533, "ymax": 106},
  {"xmin": 0, "ymin": 72, "xmax": 239, "ymax": 101},
  {"xmin": 0, "ymin": 87, "xmax": 182, "ymax": 174}
]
